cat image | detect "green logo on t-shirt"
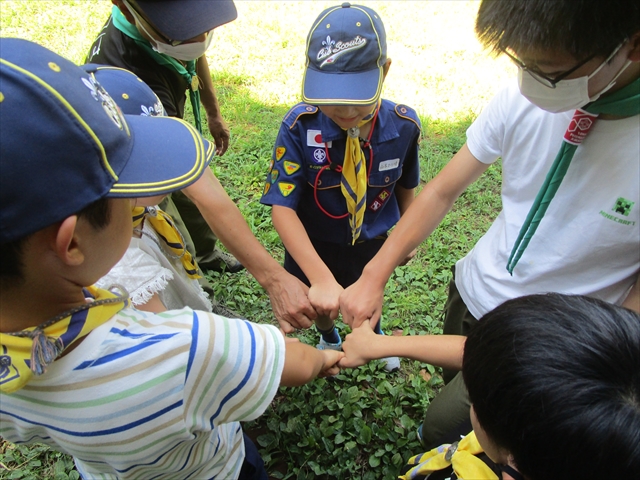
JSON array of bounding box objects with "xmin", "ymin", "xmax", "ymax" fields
[{"xmin": 613, "ymin": 197, "xmax": 634, "ymax": 217}]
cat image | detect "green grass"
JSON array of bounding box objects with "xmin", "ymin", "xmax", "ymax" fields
[{"xmin": 0, "ymin": 2, "xmax": 511, "ymax": 479}]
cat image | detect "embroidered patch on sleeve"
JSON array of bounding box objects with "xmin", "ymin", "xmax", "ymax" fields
[
  {"xmin": 271, "ymin": 170, "xmax": 280, "ymax": 183},
  {"xmin": 268, "ymin": 159, "xmax": 274, "ymax": 171},
  {"xmin": 278, "ymin": 182, "xmax": 296, "ymax": 197},
  {"xmin": 369, "ymin": 189, "xmax": 391, "ymax": 211},
  {"xmin": 283, "ymin": 161, "xmax": 301, "ymax": 175},
  {"xmin": 307, "ymin": 129, "xmax": 332, "ymax": 148},
  {"xmin": 275, "ymin": 146, "xmax": 286, "ymax": 161},
  {"xmin": 263, "ymin": 182, "xmax": 271, "ymax": 196}
]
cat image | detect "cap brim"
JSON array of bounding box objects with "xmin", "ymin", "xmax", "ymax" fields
[
  {"xmin": 302, "ymin": 67, "xmax": 383, "ymax": 106},
  {"xmin": 136, "ymin": 0, "xmax": 238, "ymax": 41},
  {"xmin": 109, "ymin": 115, "xmax": 213, "ymax": 197}
]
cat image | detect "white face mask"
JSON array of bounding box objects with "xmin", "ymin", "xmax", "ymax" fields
[
  {"xmin": 151, "ymin": 33, "xmax": 214, "ymax": 61},
  {"xmin": 518, "ymin": 44, "xmax": 631, "ymax": 113},
  {"xmin": 125, "ymin": 0, "xmax": 214, "ymax": 61}
]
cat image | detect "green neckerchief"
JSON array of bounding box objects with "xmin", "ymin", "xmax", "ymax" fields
[
  {"xmin": 506, "ymin": 76, "xmax": 640, "ymax": 274},
  {"xmin": 111, "ymin": 6, "xmax": 203, "ymax": 133}
]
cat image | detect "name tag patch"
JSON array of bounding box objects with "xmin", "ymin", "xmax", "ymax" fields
[{"xmin": 379, "ymin": 158, "xmax": 399, "ymax": 171}]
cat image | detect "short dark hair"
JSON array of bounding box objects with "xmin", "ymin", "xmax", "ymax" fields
[
  {"xmin": 476, "ymin": 0, "xmax": 640, "ymax": 59},
  {"xmin": 0, "ymin": 197, "xmax": 112, "ymax": 283},
  {"xmin": 463, "ymin": 293, "xmax": 640, "ymax": 480}
]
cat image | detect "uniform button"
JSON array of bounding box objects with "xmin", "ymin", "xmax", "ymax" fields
[
  {"xmin": 318, "ymin": 180, "xmax": 322, "ymax": 186},
  {"xmin": 384, "ymin": 176, "xmax": 390, "ymax": 183}
]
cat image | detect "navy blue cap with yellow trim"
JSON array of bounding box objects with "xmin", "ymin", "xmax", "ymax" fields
[
  {"xmin": 82, "ymin": 65, "xmax": 166, "ymax": 117},
  {"xmin": 0, "ymin": 38, "xmax": 213, "ymax": 244},
  {"xmin": 135, "ymin": 0, "xmax": 237, "ymax": 41},
  {"xmin": 302, "ymin": 3, "xmax": 387, "ymax": 106}
]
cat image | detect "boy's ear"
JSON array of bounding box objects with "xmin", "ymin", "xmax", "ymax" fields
[
  {"xmin": 382, "ymin": 58, "xmax": 392, "ymax": 81},
  {"xmin": 628, "ymin": 31, "xmax": 640, "ymax": 62},
  {"xmin": 112, "ymin": 0, "xmax": 136, "ymax": 25},
  {"xmin": 54, "ymin": 216, "xmax": 85, "ymax": 267}
]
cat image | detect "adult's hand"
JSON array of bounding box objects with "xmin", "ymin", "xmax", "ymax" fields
[
  {"xmin": 207, "ymin": 112, "xmax": 230, "ymax": 156},
  {"xmin": 266, "ymin": 271, "xmax": 317, "ymax": 333},
  {"xmin": 339, "ymin": 275, "xmax": 384, "ymax": 329}
]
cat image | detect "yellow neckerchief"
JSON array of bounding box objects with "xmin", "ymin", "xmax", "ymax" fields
[
  {"xmin": 340, "ymin": 101, "xmax": 379, "ymax": 244},
  {"xmin": 0, "ymin": 286, "xmax": 128, "ymax": 394},
  {"xmin": 132, "ymin": 206, "xmax": 200, "ymax": 279},
  {"xmin": 399, "ymin": 431, "xmax": 499, "ymax": 480}
]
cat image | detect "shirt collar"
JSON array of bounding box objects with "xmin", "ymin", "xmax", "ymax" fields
[{"xmin": 318, "ymin": 100, "xmax": 400, "ymax": 144}]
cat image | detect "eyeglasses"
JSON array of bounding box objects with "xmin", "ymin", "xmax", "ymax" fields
[{"xmin": 502, "ymin": 49, "xmax": 596, "ymax": 88}]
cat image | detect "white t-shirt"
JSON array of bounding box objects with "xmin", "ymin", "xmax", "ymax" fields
[
  {"xmin": 97, "ymin": 222, "xmax": 212, "ymax": 311},
  {"xmin": 457, "ymin": 81, "xmax": 640, "ymax": 319},
  {"xmin": 0, "ymin": 308, "xmax": 285, "ymax": 479}
]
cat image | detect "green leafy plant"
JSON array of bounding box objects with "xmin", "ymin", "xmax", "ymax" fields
[{"xmin": 0, "ymin": 442, "xmax": 79, "ymax": 480}]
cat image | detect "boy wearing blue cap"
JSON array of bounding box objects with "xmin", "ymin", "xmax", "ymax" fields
[
  {"xmin": 260, "ymin": 3, "xmax": 421, "ymax": 370},
  {"xmin": 88, "ymin": 0, "xmax": 243, "ymax": 275},
  {"xmin": 84, "ymin": 65, "xmax": 317, "ymax": 331},
  {"xmin": 0, "ymin": 38, "xmax": 343, "ymax": 479}
]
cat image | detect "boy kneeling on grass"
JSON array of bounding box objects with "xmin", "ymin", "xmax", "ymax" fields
[{"xmin": 0, "ymin": 38, "xmax": 342, "ymax": 480}]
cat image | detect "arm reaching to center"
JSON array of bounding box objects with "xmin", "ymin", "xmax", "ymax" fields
[
  {"xmin": 272, "ymin": 205, "xmax": 343, "ymax": 321},
  {"xmin": 182, "ymin": 169, "xmax": 317, "ymax": 332},
  {"xmin": 281, "ymin": 341, "xmax": 344, "ymax": 386},
  {"xmin": 340, "ymin": 144, "xmax": 489, "ymax": 328},
  {"xmin": 339, "ymin": 320, "xmax": 465, "ymax": 371}
]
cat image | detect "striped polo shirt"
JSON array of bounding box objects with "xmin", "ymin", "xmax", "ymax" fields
[{"xmin": 0, "ymin": 307, "xmax": 285, "ymax": 479}]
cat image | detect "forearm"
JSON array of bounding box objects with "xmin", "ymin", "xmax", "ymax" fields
[
  {"xmin": 395, "ymin": 185, "xmax": 416, "ymax": 216},
  {"xmin": 361, "ymin": 184, "xmax": 457, "ymax": 290},
  {"xmin": 361, "ymin": 144, "xmax": 487, "ymax": 289},
  {"xmin": 373, "ymin": 334, "xmax": 465, "ymax": 370},
  {"xmin": 622, "ymin": 276, "xmax": 640, "ymax": 313},
  {"xmin": 272, "ymin": 206, "xmax": 335, "ymax": 285},
  {"xmin": 196, "ymin": 56, "xmax": 221, "ymax": 117},
  {"xmin": 280, "ymin": 342, "xmax": 325, "ymax": 386},
  {"xmin": 182, "ymin": 169, "xmax": 283, "ymax": 288}
]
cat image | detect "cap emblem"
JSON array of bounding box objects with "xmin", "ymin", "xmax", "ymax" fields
[
  {"xmin": 81, "ymin": 75, "xmax": 126, "ymax": 130},
  {"xmin": 317, "ymin": 35, "xmax": 366, "ymax": 68},
  {"xmin": 140, "ymin": 99, "xmax": 164, "ymax": 117}
]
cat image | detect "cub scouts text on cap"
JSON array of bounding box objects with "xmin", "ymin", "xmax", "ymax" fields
[{"xmin": 302, "ymin": 3, "xmax": 387, "ymax": 105}]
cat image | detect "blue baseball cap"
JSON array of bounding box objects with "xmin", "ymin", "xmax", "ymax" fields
[
  {"xmin": 0, "ymin": 38, "xmax": 213, "ymax": 244},
  {"xmin": 135, "ymin": 0, "xmax": 238, "ymax": 41},
  {"xmin": 302, "ymin": 3, "xmax": 387, "ymax": 105},
  {"xmin": 81, "ymin": 64, "xmax": 166, "ymax": 117}
]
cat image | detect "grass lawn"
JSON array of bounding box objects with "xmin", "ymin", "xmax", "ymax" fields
[{"xmin": 0, "ymin": 1, "xmax": 513, "ymax": 479}]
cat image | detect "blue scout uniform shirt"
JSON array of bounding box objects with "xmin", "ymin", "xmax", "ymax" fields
[{"xmin": 260, "ymin": 99, "xmax": 421, "ymax": 244}]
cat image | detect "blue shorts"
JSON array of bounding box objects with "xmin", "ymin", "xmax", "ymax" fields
[{"xmin": 238, "ymin": 433, "xmax": 268, "ymax": 480}]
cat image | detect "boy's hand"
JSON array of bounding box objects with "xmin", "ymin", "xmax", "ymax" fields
[
  {"xmin": 339, "ymin": 320, "xmax": 379, "ymax": 368},
  {"xmin": 339, "ymin": 277, "xmax": 384, "ymax": 328},
  {"xmin": 308, "ymin": 280, "xmax": 344, "ymax": 320},
  {"xmin": 318, "ymin": 350, "xmax": 344, "ymax": 377}
]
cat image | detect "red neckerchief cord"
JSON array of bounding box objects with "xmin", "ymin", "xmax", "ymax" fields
[{"xmin": 313, "ymin": 105, "xmax": 381, "ymax": 219}]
